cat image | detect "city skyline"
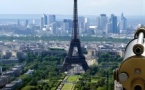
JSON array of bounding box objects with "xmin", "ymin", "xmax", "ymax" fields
[{"xmin": 0, "ymin": 0, "xmax": 144, "ymax": 16}]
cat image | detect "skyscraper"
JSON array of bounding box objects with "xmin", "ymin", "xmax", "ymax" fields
[
  {"xmin": 84, "ymin": 18, "xmax": 90, "ymax": 34},
  {"xmin": 120, "ymin": 13, "xmax": 127, "ymax": 30},
  {"xmin": 25, "ymin": 19, "xmax": 28, "ymax": 27},
  {"xmin": 96, "ymin": 17, "xmax": 100, "ymax": 29},
  {"xmin": 49, "ymin": 15, "xmax": 56, "ymax": 25},
  {"xmin": 43, "ymin": 14, "xmax": 48, "ymax": 25},
  {"xmin": 110, "ymin": 14, "xmax": 118, "ymax": 33},
  {"xmin": 78, "ymin": 17, "xmax": 85, "ymax": 34},
  {"xmin": 40, "ymin": 14, "xmax": 48, "ymax": 29},
  {"xmin": 17, "ymin": 19, "xmax": 20, "ymax": 26},
  {"xmin": 52, "ymin": 22, "xmax": 57, "ymax": 35},
  {"xmin": 99, "ymin": 14, "xmax": 108, "ymax": 30},
  {"xmin": 63, "ymin": 19, "xmax": 72, "ymax": 34},
  {"xmin": 40, "ymin": 17, "xmax": 44, "ymax": 29},
  {"xmin": 106, "ymin": 23, "xmax": 111, "ymax": 34}
]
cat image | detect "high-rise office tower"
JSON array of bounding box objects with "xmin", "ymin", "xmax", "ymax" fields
[
  {"xmin": 63, "ymin": 19, "xmax": 72, "ymax": 34},
  {"xmin": 52, "ymin": 22, "xmax": 57, "ymax": 35},
  {"xmin": 32, "ymin": 19, "xmax": 36, "ymax": 25},
  {"xmin": 40, "ymin": 17, "xmax": 44, "ymax": 29},
  {"xmin": 17, "ymin": 19, "xmax": 20, "ymax": 26},
  {"xmin": 43, "ymin": 14, "xmax": 48, "ymax": 25},
  {"xmin": 96, "ymin": 17, "xmax": 100, "ymax": 29},
  {"xmin": 25, "ymin": 19, "xmax": 28, "ymax": 27},
  {"xmin": 110, "ymin": 14, "xmax": 118, "ymax": 33},
  {"xmin": 40, "ymin": 14, "xmax": 48, "ymax": 29},
  {"xmin": 49, "ymin": 15, "xmax": 56, "ymax": 25},
  {"xmin": 78, "ymin": 17, "xmax": 85, "ymax": 34},
  {"xmin": 99, "ymin": 14, "xmax": 108, "ymax": 30},
  {"xmin": 120, "ymin": 13, "xmax": 127, "ymax": 30},
  {"xmin": 63, "ymin": 21, "xmax": 69, "ymax": 34},
  {"xmin": 84, "ymin": 18, "xmax": 90, "ymax": 34},
  {"xmin": 78, "ymin": 17, "xmax": 90, "ymax": 35},
  {"xmin": 106, "ymin": 23, "xmax": 111, "ymax": 34}
]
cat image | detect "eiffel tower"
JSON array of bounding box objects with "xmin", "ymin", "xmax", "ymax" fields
[{"xmin": 61, "ymin": 0, "xmax": 89, "ymax": 72}]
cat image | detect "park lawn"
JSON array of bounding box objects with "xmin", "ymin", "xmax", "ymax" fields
[
  {"xmin": 67, "ymin": 75, "xmax": 79, "ymax": 82},
  {"xmin": 21, "ymin": 86, "xmax": 37, "ymax": 90},
  {"xmin": 62, "ymin": 83, "xmax": 74, "ymax": 90},
  {"xmin": 51, "ymin": 87, "xmax": 57, "ymax": 90},
  {"xmin": 91, "ymin": 76, "xmax": 100, "ymax": 82},
  {"xmin": 97, "ymin": 86, "xmax": 107, "ymax": 90},
  {"xmin": 42, "ymin": 79, "xmax": 49, "ymax": 83},
  {"xmin": 91, "ymin": 79, "xmax": 98, "ymax": 83}
]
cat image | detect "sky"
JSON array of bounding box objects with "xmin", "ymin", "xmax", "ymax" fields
[{"xmin": 0, "ymin": 0, "xmax": 144, "ymax": 16}]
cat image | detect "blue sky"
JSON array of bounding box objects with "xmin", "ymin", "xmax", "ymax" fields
[{"xmin": 0, "ymin": 0, "xmax": 144, "ymax": 16}]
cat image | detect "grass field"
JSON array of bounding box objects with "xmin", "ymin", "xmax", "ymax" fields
[
  {"xmin": 91, "ymin": 79, "xmax": 98, "ymax": 83},
  {"xmin": 97, "ymin": 86, "xmax": 107, "ymax": 90},
  {"xmin": 67, "ymin": 75, "xmax": 79, "ymax": 82},
  {"xmin": 61, "ymin": 83, "xmax": 74, "ymax": 90},
  {"xmin": 42, "ymin": 79, "xmax": 49, "ymax": 83},
  {"xmin": 91, "ymin": 76, "xmax": 99, "ymax": 83},
  {"xmin": 21, "ymin": 86, "xmax": 37, "ymax": 90}
]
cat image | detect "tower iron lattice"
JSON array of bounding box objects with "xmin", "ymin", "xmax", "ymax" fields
[{"xmin": 61, "ymin": 0, "xmax": 89, "ymax": 72}]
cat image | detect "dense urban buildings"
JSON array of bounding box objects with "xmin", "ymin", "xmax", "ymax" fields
[
  {"xmin": 0, "ymin": 13, "xmax": 144, "ymax": 39},
  {"xmin": 0, "ymin": 0, "xmax": 144, "ymax": 89},
  {"xmin": 0, "ymin": 14, "xmax": 144, "ymax": 89},
  {"xmin": 0, "ymin": 9, "xmax": 145, "ymax": 90}
]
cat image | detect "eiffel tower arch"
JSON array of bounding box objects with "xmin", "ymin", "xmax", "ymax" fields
[{"xmin": 61, "ymin": 0, "xmax": 89, "ymax": 73}]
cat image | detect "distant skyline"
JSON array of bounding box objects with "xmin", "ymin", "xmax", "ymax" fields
[{"xmin": 0, "ymin": 0, "xmax": 144, "ymax": 16}]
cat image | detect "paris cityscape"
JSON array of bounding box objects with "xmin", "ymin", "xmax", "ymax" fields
[{"xmin": 0, "ymin": 0, "xmax": 145, "ymax": 90}]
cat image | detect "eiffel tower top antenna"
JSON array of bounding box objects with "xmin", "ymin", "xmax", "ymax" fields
[{"xmin": 73, "ymin": 0, "xmax": 78, "ymax": 40}]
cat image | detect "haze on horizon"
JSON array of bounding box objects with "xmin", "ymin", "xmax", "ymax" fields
[{"xmin": 0, "ymin": 0, "xmax": 144, "ymax": 16}]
